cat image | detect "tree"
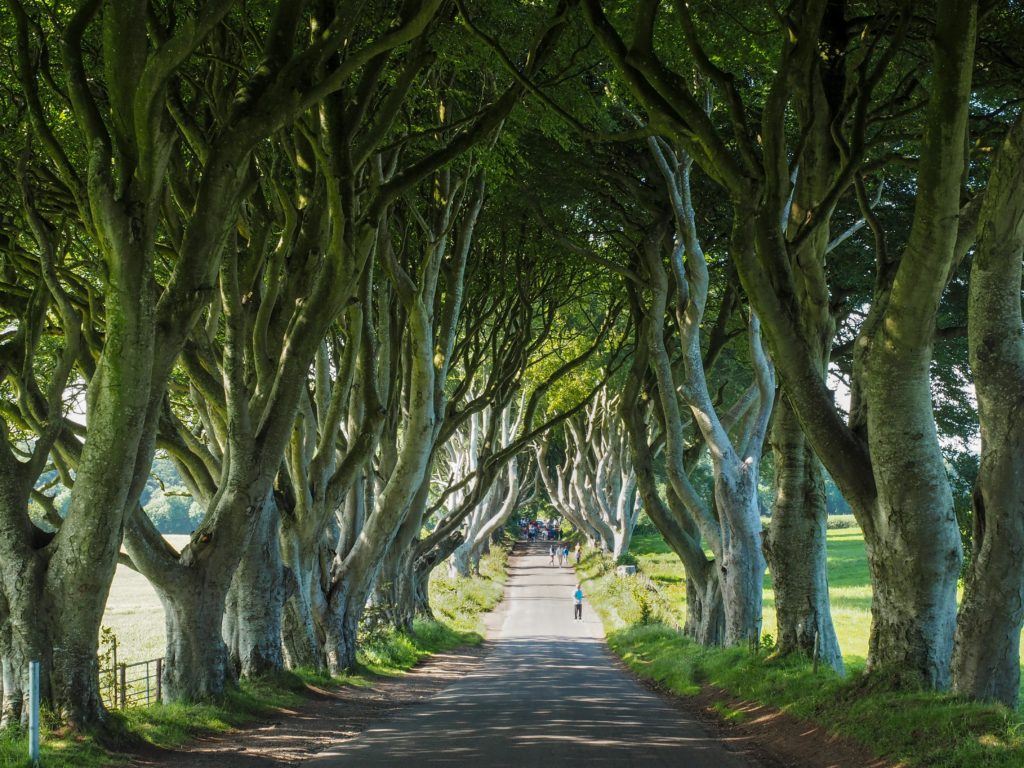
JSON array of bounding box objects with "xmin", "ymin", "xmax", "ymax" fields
[
  {"xmin": 581, "ymin": 0, "xmax": 977, "ymax": 690},
  {"xmin": 952, "ymin": 111, "xmax": 1024, "ymax": 707}
]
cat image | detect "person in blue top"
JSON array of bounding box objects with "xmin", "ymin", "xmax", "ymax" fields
[{"xmin": 573, "ymin": 583, "xmax": 584, "ymax": 621}]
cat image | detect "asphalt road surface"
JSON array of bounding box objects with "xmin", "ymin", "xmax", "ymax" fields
[{"xmin": 304, "ymin": 543, "xmax": 761, "ymax": 767}]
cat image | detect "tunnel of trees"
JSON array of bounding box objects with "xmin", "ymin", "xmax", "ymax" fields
[{"xmin": 1, "ymin": 0, "xmax": 1023, "ymax": 739}]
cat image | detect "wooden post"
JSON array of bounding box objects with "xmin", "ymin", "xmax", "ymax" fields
[
  {"xmin": 118, "ymin": 664, "xmax": 127, "ymax": 708},
  {"xmin": 156, "ymin": 658, "xmax": 163, "ymax": 703},
  {"xmin": 111, "ymin": 636, "xmax": 118, "ymax": 707}
]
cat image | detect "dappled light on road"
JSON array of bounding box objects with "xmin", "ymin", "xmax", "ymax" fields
[{"xmin": 304, "ymin": 545, "xmax": 759, "ymax": 767}]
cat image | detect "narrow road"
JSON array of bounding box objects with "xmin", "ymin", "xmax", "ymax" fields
[{"xmin": 304, "ymin": 544, "xmax": 762, "ymax": 767}]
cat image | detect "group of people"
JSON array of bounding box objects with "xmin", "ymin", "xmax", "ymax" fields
[
  {"xmin": 522, "ymin": 519, "xmax": 562, "ymax": 541},
  {"xmin": 519, "ymin": 519, "xmax": 586, "ymax": 622},
  {"xmin": 545, "ymin": 543, "xmax": 586, "ymax": 621},
  {"xmin": 549, "ymin": 542, "xmax": 582, "ymax": 567}
]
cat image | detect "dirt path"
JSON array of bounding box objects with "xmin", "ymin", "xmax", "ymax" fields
[{"xmin": 128, "ymin": 643, "xmax": 491, "ymax": 767}]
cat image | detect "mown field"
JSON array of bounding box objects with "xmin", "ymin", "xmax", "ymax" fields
[
  {"xmin": 100, "ymin": 535, "xmax": 191, "ymax": 664},
  {"xmin": 627, "ymin": 523, "xmax": 1024, "ymax": 678}
]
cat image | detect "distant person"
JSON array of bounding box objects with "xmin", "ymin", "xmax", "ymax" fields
[
  {"xmin": 556, "ymin": 546, "xmax": 564, "ymax": 567},
  {"xmin": 562, "ymin": 544, "xmax": 570, "ymax": 565},
  {"xmin": 573, "ymin": 583, "xmax": 584, "ymax": 621},
  {"xmin": 574, "ymin": 544, "xmax": 582, "ymax": 564},
  {"xmin": 549, "ymin": 544, "xmax": 556, "ymax": 566}
]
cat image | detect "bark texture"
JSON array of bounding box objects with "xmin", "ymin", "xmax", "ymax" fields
[
  {"xmin": 952, "ymin": 112, "xmax": 1024, "ymax": 707},
  {"xmin": 765, "ymin": 397, "xmax": 843, "ymax": 672}
]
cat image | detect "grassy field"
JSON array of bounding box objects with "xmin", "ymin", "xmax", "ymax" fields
[
  {"xmin": 0, "ymin": 543, "xmax": 510, "ymax": 768},
  {"xmin": 579, "ymin": 524, "xmax": 1024, "ymax": 768},
  {"xmin": 98, "ymin": 535, "xmax": 192, "ymax": 664},
  {"xmin": 627, "ymin": 525, "xmax": 1024, "ymax": 679}
]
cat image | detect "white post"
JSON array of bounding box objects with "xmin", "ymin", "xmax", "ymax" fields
[{"xmin": 28, "ymin": 660, "xmax": 40, "ymax": 765}]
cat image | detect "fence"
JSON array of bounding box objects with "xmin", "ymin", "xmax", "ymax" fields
[{"xmin": 99, "ymin": 636, "xmax": 164, "ymax": 709}]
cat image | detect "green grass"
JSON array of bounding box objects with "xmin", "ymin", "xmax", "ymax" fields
[
  {"xmin": 0, "ymin": 545, "xmax": 509, "ymax": 768},
  {"xmin": 579, "ymin": 529, "xmax": 1024, "ymax": 768}
]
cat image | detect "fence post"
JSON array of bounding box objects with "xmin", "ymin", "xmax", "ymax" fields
[
  {"xmin": 28, "ymin": 660, "xmax": 40, "ymax": 765},
  {"xmin": 118, "ymin": 664, "xmax": 127, "ymax": 709},
  {"xmin": 155, "ymin": 658, "xmax": 163, "ymax": 704},
  {"xmin": 111, "ymin": 636, "xmax": 118, "ymax": 707}
]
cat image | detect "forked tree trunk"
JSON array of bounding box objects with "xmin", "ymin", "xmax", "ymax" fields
[
  {"xmin": 684, "ymin": 566, "xmax": 725, "ymax": 646},
  {"xmin": 766, "ymin": 397, "xmax": 843, "ymax": 672}
]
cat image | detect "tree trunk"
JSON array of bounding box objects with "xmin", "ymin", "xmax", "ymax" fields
[
  {"xmin": 280, "ymin": 536, "xmax": 329, "ymax": 672},
  {"xmin": 611, "ymin": 525, "xmax": 634, "ymax": 561},
  {"xmin": 0, "ymin": 568, "xmax": 51, "ymax": 728},
  {"xmin": 952, "ymin": 451, "xmax": 1024, "ymax": 706},
  {"xmin": 224, "ymin": 506, "xmax": 285, "ymax": 679},
  {"xmin": 684, "ymin": 565, "xmax": 725, "ymax": 646},
  {"xmin": 717, "ymin": 472, "xmax": 767, "ymax": 647},
  {"xmin": 450, "ymin": 544, "xmax": 473, "ymax": 578},
  {"xmin": 952, "ymin": 112, "xmax": 1024, "ymax": 707},
  {"xmin": 375, "ymin": 482, "xmax": 430, "ymax": 632},
  {"xmin": 766, "ymin": 397, "xmax": 843, "ymax": 672},
  {"xmin": 861, "ymin": 348, "xmax": 961, "ymax": 689},
  {"xmin": 375, "ymin": 544, "xmax": 418, "ymax": 633},
  {"xmin": 413, "ymin": 560, "xmax": 434, "ymax": 619},
  {"xmin": 326, "ymin": 585, "xmax": 365, "ymax": 674},
  {"xmin": 159, "ymin": 576, "xmax": 234, "ymax": 702}
]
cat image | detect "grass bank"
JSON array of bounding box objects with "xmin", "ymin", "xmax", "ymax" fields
[
  {"xmin": 578, "ymin": 541, "xmax": 1024, "ymax": 768},
  {"xmin": 0, "ymin": 545, "xmax": 508, "ymax": 768}
]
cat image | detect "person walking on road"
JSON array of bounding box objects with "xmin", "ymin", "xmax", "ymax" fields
[
  {"xmin": 574, "ymin": 543, "xmax": 582, "ymax": 565},
  {"xmin": 556, "ymin": 546, "xmax": 564, "ymax": 567},
  {"xmin": 549, "ymin": 544, "xmax": 556, "ymax": 566},
  {"xmin": 563, "ymin": 544, "xmax": 571, "ymax": 566},
  {"xmin": 573, "ymin": 583, "xmax": 584, "ymax": 621}
]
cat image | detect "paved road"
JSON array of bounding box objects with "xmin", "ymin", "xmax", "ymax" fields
[{"xmin": 304, "ymin": 544, "xmax": 761, "ymax": 767}]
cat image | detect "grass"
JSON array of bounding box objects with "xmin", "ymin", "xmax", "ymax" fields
[
  {"xmin": 578, "ymin": 527, "xmax": 1024, "ymax": 768},
  {"xmin": 0, "ymin": 544, "xmax": 509, "ymax": 768}
]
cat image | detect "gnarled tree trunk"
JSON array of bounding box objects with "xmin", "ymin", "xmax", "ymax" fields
[
  {"xmin": 224, "ymin": 504, "xmax": 286, "ymax": 678},
  {"xmin": 952, "ymin": 112, "xmax": 1024, "ymax": 707},
  {"xmin": 765, "ymin": 397, "xmax": 843, "ymax": 672}
]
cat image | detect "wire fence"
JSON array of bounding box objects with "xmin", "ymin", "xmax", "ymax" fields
[{"xmin": 99, "ymin": 636, "xmax": 163, "ymax": 709}]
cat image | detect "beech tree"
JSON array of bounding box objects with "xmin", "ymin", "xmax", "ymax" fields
[
  {"xmin": 2, "ymin": 0, "xmax": 451, "ymax": 725},
  {"xmin": 580, "ymin": 0, "xmax": 980, "ymax": 690},
  {"xmin": 536, "ymin": 387, "xmax": 640, "ymax": 559},
  {"xmin": 952, "ymin": 111, "xmax": 1024, "ymax": 706}
]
